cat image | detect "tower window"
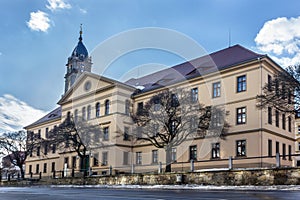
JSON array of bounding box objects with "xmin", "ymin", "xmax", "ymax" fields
[
  {"xmin": 105, "ymin": 100, "xmax": 110, "ymax": 115},
  {"xmin": 95, "ymin": 102, "xmax": 100, "ymax": 117}
]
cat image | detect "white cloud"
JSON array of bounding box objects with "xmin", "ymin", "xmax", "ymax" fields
[
  {"xmin": 79, "ymin": 8, "xmax": 87, "ymax": 14},
  {"xmin": 46, "ymin": 0, "xmax": 72, "ymax": 12},
  {"xmin": 0, "ymin": 94, "xmax": 47, "ymax": 133},
  {"xmin": 26, "ymin": 10, "xmax": 51, "ymax": 32},
  {"xmin": 255, "ymin": 16, "xmax": 300, "ymax": 67}
]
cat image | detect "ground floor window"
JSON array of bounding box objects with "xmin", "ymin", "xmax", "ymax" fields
[
  {"xmin": 171, "ymin": 148, "xmax": 177, "ymax": 162},
  {"xmin": 102, "ymin": 152, "xmax": 108, "ymax": 166},
  {"xmin": 152, "ymin": 150, "xmax": 158, "ymax": 164},
  {"xmin": 51, "ymin": 162, "xmax": 55, "ymax": 172},
  {"xmin": 211, "ymin": 143, "xmax": 220, "ymax": 159},
  {"xmin": 189, "ymin": 145, "xmax": 197, "ymax": 161},
  {"xmin": 43, "ymin": 163, "xmax": 47, "ymax": 173},
  {"xmin": 236, "ymin": 140, "xmax": 246, "ymax": 157},
  {"xmin": 136, "ymin": 152, "xmax": 142, "ymax": 165}
]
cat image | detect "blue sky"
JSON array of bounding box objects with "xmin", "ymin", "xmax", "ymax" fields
[{"xmin": 0, "ymin": 0, "xmax": 300, "ymax": 131}]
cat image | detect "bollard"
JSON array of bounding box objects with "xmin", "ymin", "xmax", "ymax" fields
[
  {"xmin": 158, "ymin": 162, "xmax": 162, "ymax": 174},
  {"xmin": 229, "ymin": 156, "xmax": 233, "ymax": 170},
  {"xmin": 276, "ymin": 153, "xmax": 281, "ymax": 168},
  {"xmin": 190, "ymin": 159, "xmax": 194, "ymax": 172},
  {"xmin": 109, "ymin": 165, "xmax": 112, "ymax": 176}
]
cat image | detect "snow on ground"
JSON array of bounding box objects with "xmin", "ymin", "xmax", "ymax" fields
[{"xmin": 49, "ymin": 184, "xmax": 300, "ymax": 191}]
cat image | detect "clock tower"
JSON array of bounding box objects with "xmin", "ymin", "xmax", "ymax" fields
[{"xmin": 64, "ymin": 25, "xmax": 92, "ymax": 93}]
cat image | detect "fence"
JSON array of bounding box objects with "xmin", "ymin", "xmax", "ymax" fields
[{"xmin": 1, "ymin": 153, "xmax": 299, "ymax": 181}]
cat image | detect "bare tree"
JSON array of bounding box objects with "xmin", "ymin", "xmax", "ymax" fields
[
  {"xmin": 0, "ymin": 130, "xmax": 41, "ymax": 179},
  {"xmin": 47, "ymin": 115, "xmax": 102, "ymax": 176},
  {"xmin": 131, "ymin": 89, "xmax": 228, "ymax": 172},
  {"xmin": 257, "ymin": 65, "xmax": 300, "ymax": 114}
]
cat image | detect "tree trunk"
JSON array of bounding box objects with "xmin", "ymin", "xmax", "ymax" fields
[
  {"xmin": 165, "ymin": 147, "xmax": 172, "ymax": 172},
  {"xmin": 19, "ymin": 165, "xmax": 25, "ymax": 179}
]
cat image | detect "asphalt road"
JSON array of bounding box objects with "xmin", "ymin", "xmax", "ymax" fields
[{"xmin": 0, "ymin": 187, "xmax": 300, "ymax": 200}]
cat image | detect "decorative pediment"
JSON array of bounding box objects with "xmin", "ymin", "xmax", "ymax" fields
[{"xmin": 58, "ymin": 72, "xmax": 116, "ymax": 105}]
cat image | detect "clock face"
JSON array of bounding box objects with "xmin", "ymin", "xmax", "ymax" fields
[{"xmin": 84, "ymin": 81, "xmax": 91, "ymax": 91}]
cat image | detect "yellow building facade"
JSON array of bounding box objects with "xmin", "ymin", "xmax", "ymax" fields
[{"xmin": 24, "ymin": 32, "xmax": 295, "ymax": 178}]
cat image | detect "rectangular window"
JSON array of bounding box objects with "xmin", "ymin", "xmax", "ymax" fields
[
  {"xmin": 276, "ymin": 141, "xmax": 280, "ymax": 154},
  {"xmin": 237, "ymin": 75, "xmax": 246, "ymax": 92},
  {"xmin": 102, "ymin": 152, "xmax": 108, "ymax": 166},
  {"xmin": 103, "ymin": 127, "xmax": 109, "ymax": 141},
  {"xmin": 282, "ymin": 84, "xmax": 286, "ymax": 99},
  {"xmin": 275, "ymin": 110, "xmax": 279, "ymax": 127},
  {"xmin": 51, "ymin": 162, "xmax": 55, "ymax": 172},
  {"xmin": 189, "ymin": 145, "xmax": 197, "ymax": 161},
  {"xmin": 152, "ymin": 150, "xmax": 158, "ymax": 164},
  {"xmin": 268, "ymin": 75, "xmax": 272, "ymax": 91},
  {"xmin": 268, "ymin": 107, "xmax": 272, "ymax": 125},
  {"xmin": 288, "ymin": 90, "xmax": 292, "ymax": 104},
  {"xmin": 236, "ymin": 107, "xmax": 246, "ymax": 125},
  {"xmin": 288, "ymin": 145, "xmax": 292, "ymax": 161},
  {"xmin": 45, "ymin": 127, "xmax": 49, "ymax": 138},
  {"xmin": 52, "ymin": 144, "xmax": 56, "ymax": 154},
  {"xmin": 64, "ymin": 157, "xmax": 69, "ymax": 168},
  {"xmin": 282, "ymin": 143, "xmax": 286, "ymax": 159},
  {"xmin": 211, "ymin": 143, "xmax": 220, "ymax": 159},
  {"xmin": 125, "ymin": 100, "xmax": 130, "ymax": 115},
  {"xmin": 37, "ymin": 146, "xmax": 40, "ymax": 156},
  {"xmin": 191, "ymin": 87, "xmax": 198, "ymax": 103},
  {"xmin": 236, "ymin": 140, "xmax": 246, "ymax": 157},
  {"xmin": 282, "ymin": 114, "xmax": 286, "ymax": 130},
  {"xmin": 44, "ymin": 144, "xmax": 48, "ymax": 155},
  {"xmin": 43, "ymin": 163, "xmax": 47, "ymax": 173},
  {"xmin": 275, "ymin": 79, "xmax": 279, "ymax": 96},
  {"xmin": 36, "ymin": 164, "xmax": 39, "ymax": 174},
  {"xmin": 153, "ymin": 97, "xmax": 160, "ymax": 111},
  {"xmin": 268, "ymin": 139, "xmax": 272, "ymax": 157},
  {"xmin": 190, "ymin": 116, "xmax": 197, "ymax": 130},
  {"xmin": 171, "ymin": 94, "xmax": 179, "ymax": 107},
  {"xmin": 93, "ymin": 153, "xmax": 99, "ymax": 166},
  {"xmin": 123, "ymin": 152, "xmax": 129, "ymax": 165},
  {"xmin": 38, "ymin": 129, "xmax": 41, "ymax": 139},
  {"xmin": 72, "ymin": 156, "xmax": 77, "ymax": 168},
  {"xmin": 212, "ymin": 110, "xmax": 222, "ymax": 127},
  {"xmin": 171, "ymin": 147, "xmax": 177, "ymax": 162},
  {"xmin": 212, "ymin": 82, "xmax": 221, "ymax": 98},
  {"xmin": 124, "ymin": 127, "xmax": 129, "ymax": 141},
  {"xmin": 136, "ymin": 152, "xmax": 142, "ymax": 165},
  {"xmin": 137, "ymin": 102, "xmax": 144, "ymax": 114},
  {"xmin": 288, "ymin": 117, "xmax": 292, "ymax": 132}
]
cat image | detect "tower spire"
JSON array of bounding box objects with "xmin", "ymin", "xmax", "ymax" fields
[{"xmin": 79, "ymin": 23, "xmax": 83, "ymax": 41}]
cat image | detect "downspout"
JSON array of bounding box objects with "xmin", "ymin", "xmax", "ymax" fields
[{"xmin": 259, "ymin": 57, "xmax": 263, "ymax": 168}]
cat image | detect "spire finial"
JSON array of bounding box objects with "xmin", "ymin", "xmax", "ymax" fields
[{"xmin": 79, "ymin": 23, "xmax": 83, "ymax": 41}]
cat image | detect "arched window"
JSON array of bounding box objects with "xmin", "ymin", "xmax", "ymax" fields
[
  {"xmin": 74, "ymin": 109, "xmax": 78, "ymax": 122},
  {"xmin": 125, "ymin": 100, "xmax": 130, "ymax": 115},
  {"xmin": 87, "ymin": 105, "xmax": 91, "ymax": 120},
  {"xmin": 105, "ymin": 100, "xmax": 110, "ymax": 115},
  {"xmin": 82, "ymin": 107, "xmax": 86, "ymax": 121},
  {"xmin": 95, "ymin": 102, "xmax": 100, "ymax": 117}
]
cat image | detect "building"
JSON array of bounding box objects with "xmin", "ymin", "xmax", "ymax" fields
[{"xmin": 24, "ymin": 29, "xmax": 295, "ymax": 178}]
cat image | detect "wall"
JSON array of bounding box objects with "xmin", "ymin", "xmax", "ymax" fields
[{"xmin": 3, "ymin": 168, "xmax": 300, "ymax": 186}]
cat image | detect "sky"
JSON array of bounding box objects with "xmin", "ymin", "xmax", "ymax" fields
[{"xmin": 0, "ymin": 0, "xmax": 300, "ymax": 132}]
